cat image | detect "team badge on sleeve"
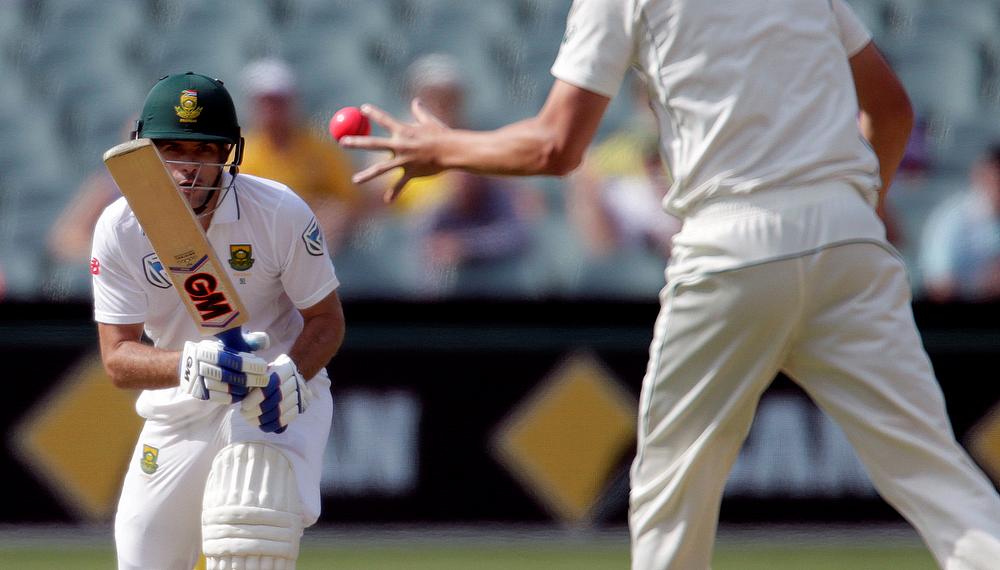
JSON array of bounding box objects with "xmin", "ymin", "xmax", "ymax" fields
[
  {"xmin": 140, "ymin": 444, "xmax": 159, "ymax": 475},
  {"xmin": 301, "ymin": 218, "xmax": 324, "ymax": 256},
  {"xmin": 90, "ymin": 257, "xmax": 100, "ymax": 275},
  {"xmin": 228, "ymin": 244, "xmax": 254, "ymax": 271},
  {"xmin": 143, "ymin": 253, "xmax": 172, "ymax": 289}
]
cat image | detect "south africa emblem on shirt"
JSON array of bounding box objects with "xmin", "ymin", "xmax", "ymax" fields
[
  {"xmin": 228, "ymin": 244, "xmax": 254, "ymax": 271},
  {"xmin": 140, "ymin": 444, "xmax": 159, "ymax": 475}
]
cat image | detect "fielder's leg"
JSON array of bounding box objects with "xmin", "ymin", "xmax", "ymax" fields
[
  {"xmin": 202, "ymin": 442, "xmax": 304, "ymax": 570},
  {"xmin": 785, "ymin": 243, "xmax": 1000, "ymax": 570},
  {"xmin": 630, "ymin": 258, "xmax": 803, "ymax": 570}
]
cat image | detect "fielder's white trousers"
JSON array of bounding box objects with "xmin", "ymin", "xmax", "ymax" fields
[
  {"xmin": 629, "ymin": 186, "xmax": 1000, "ymax": 569},
  {"xmin": 114, "ymin": 380, "xmax": 332, "ymax": 570}
]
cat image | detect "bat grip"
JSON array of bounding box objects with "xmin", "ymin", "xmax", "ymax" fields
[{"xmin": 215, "ymin": 327, "xmax": 253, "ymax": 352}]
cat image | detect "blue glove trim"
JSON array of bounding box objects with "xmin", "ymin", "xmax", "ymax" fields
[
  {"xmin": 217, "ymin": 367, "xmax": 248, "ymax": 387},
  {"xmin": 257, "ymin": 403, "xmax": 282, "ymax": 426},
  {"xmin": 216, "ymin": 350, "xmax": 244, "ymax": 373}
]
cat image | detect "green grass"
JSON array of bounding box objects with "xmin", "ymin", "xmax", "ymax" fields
[{"xmin": 0, "ymin": 543, "xmax": 936, "ymax": 569}]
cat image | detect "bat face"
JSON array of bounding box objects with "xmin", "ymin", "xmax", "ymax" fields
[{"xmin": 103, "ymin": 138, "xmax": 248, "ymax": 334}]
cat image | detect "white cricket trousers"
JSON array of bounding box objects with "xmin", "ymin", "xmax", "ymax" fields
[
  {"xmin": 629, "ymin": 189, "xmax": 1000, "ymax": 570},
  {"xmin": 114, "ymin": 381, "xmax": 332, "ymax": 570}
]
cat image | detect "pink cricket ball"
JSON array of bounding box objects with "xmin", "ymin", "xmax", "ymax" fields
[{"xmin": 328, "ymin": 106, "xmax": 370, "ymax": 141}]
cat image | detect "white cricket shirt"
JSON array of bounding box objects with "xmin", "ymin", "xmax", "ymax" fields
[
  {"xmin": 552, "ymin": 0, "xmax": 881, "ymax": 218},
  {"xmin": 92, "ymin": 172, "xmax": 339, "ymax": 422}
]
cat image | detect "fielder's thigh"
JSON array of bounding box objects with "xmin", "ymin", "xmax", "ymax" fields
[
  {"xmin": 115, "ymin": 419, "xmax": 219, "ymax": 570},
  {"xmin": 785, "ymin": 243, "xmax": 1000, "ymax": 569},
  {"xmin": 630, "ymin": 258, "xmax": 802, "ymax": 570}
]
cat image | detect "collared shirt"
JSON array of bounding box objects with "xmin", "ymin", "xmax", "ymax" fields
[{"xmin": 92, "ymin": 173, "xmax": 339, "ymax": 421}]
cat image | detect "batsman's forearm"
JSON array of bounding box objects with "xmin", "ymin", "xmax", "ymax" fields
[
  {"xmin": 103, "ymin": 341, "xmax": 181, "ymax": 390},
  {"xmin": 288, "ymin": 313, "xmax": 345, "ymax": 380}
]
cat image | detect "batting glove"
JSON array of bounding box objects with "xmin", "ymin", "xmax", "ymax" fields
[
  {"xmin": 240, "ymin": 354, "xmax": 312, "ymax": 433},
  {"xmin": 179, "ymin": 337, "xmax": 270, "ymax": 404}
]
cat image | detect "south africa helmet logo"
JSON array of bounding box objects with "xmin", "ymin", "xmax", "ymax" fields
[
  {"xmin": 228, "ymin": 244, "xmax": 254, "ymax": 271},
  {"xmin": 175, "ymin": 90, "xmax": 202, "ymax": 123}
]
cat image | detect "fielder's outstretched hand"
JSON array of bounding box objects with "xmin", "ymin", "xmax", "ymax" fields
[
  {"xmin": 240, "ymin": 354, "xmax": 313, "ymax": 434},
  {"xmin": 179, "ymin": 337, "xmax": 270, "ymax": 404},
  {"xmin": 339, "ymin": 99, "xmax": 450, "ymax": 203}
]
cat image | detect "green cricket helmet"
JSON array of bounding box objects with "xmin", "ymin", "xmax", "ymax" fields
[{"xmin": 134, "ymin": 72, "xmax": 244, "ymax": 165}]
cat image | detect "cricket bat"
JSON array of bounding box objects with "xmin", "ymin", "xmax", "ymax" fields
[{"xmin": 103, "ymin": 138, "xmax": 252, "ymax": 352}]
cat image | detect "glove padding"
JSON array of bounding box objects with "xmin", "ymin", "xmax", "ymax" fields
[
  {"xmin": 240, "ymin": 354, "xmax": 312, "ymax": 433},
  {"xmin": 179, "ymin": 338, "xmax": 270, "ymax": 404}
]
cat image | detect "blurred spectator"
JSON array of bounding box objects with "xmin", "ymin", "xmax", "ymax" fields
[
  {"xmin": 417, "ymin": 171, "xmax": 532, "ymax": 296},
  {"xmin": 570, "ymin": 126, "xmax": 680, "ymax": 260},
  {"xmin": 920, "ymin": 144, "xmax": 1000, "ymax": 302},
  {"xmin": 382, "ymin": 53, "xmax": 473, "ymax": 216},
  {"xmin": 239, "ymin": 58, "xmax": 362, "ymax": 254},
  {"xmin": 566, "ymin": 77, "xmax": 681, "ymax": 296},
  {"xmin": 47, "ymin": 169, "xmax": 121, "ymax": 267},
  {"xmin": 45, "ymin": 118, "xmax": 131, "ymax": 298},
  {"xmin": 569, "ymin": 131, "xmax": 681, "ymax": 258},
  {"xmin": 382, "ymin": 54, "xmax": 541, "ymax": 296}
]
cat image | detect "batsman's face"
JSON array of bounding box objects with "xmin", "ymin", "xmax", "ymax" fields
[{"xmin": 154, "ymin": 140, "xmax": 230, "ymax": 210}]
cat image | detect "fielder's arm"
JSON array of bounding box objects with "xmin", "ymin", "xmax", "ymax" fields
[
  {"xmin": 98, "ymin": 322, "xmax": 179, "ymax": 390},
  {"xmin": 850, "ymin": 42, "xmax": 914, "ymax": 209},
  {"xmin": 346, "ymin": 80, "xmax": 610, "ymax": 201}
]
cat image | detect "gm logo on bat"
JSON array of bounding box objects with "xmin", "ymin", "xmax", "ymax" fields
[{"xmin": 170, "ymin": 255, "xmax": 239, "ymax": 328}]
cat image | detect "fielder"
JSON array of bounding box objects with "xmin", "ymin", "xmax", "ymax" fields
[
  {"xmin": 343, "ymin": 0, "xmax": 1000, "ymax": 568},
  {"xmin": 93, "ymin": 72, "xmax": 344, "ymax": 569}
]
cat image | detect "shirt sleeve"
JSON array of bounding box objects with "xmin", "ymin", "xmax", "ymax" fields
[
  {"xmin": 550, "ymin": 0, "xmax": 637, "ymax": 98},
  {"xmin": 831, "ymin": 0, "xmax": 872, "ymax": 57},
  {"xmin": 91, "ymin": 210, "xmax": 148, "ymax": 324},
  {"xmin": 273, "ymin": 191, "xmax": 340, "ymax": 310}
]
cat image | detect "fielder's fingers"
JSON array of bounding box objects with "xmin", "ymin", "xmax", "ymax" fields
[
  {"xmin": 352, "ymin": 156, "xmax": 408, "ymax": 184},
  {"xmin": 339, "ymin": 135, "xmax": 394, "ymax": 151},
  {"xmin": 360, "ymin": 103, "xmax": 403, "ymax": 132},
  {"xmin": 384, "ymin": 172, "xmax": 414, "ymax": 204},
  {"xmin": 411, "ymin": 98, "xmax": 447, "ymax": 128}
]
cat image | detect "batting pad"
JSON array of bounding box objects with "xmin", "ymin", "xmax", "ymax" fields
[{"xmin": 202, "ymin": 442, "xmax": 304, "ymax": 570}]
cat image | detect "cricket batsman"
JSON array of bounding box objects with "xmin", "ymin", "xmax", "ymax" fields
[{"xmin": 92, "ymin": 72, "xmax": 344, "ymax": 569}]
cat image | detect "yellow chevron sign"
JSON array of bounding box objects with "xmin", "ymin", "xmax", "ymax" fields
[
  {"xmin": 493, "ymin": 352, "xmax": 636, "ymax": 524},
  {"xmin": 13, "ymin": 351, "xmax": 142, "ymax": 520},
  {"xmin": 968, "ymin": 402, "xmax": 1000, "ymax": 485}
]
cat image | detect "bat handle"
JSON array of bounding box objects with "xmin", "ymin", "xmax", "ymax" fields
[{"xmin": 215, "ymin": 327, "xmax": 254, "ymax": 352}]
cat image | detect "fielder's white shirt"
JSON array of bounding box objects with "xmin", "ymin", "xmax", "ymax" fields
[
  {"xmin": 552, "ymin": 0, "xmax": 881, "ymax": 218},
  {"xmin": 92, "ymin": 172, "xmax": 339, "ymax": 422}
]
